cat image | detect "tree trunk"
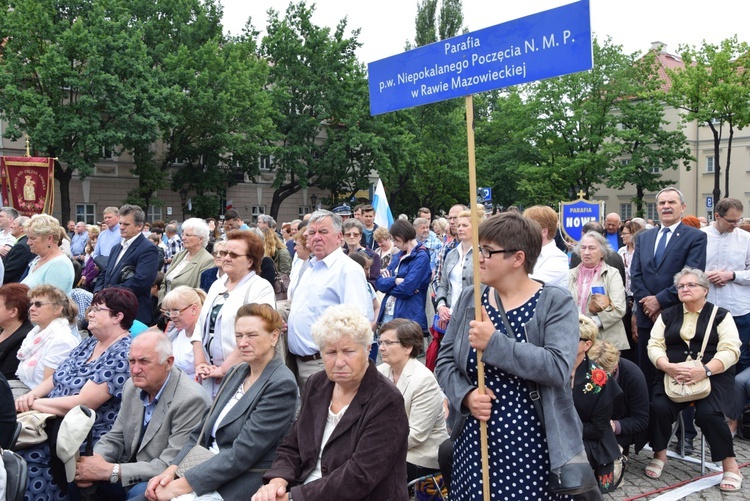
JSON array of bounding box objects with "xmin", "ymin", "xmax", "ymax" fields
[{"xmin": 725, "ymin": 125, "xmax": 734, "ymax": 198}]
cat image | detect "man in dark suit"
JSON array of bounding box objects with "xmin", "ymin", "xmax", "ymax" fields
[
  {"xmin": 3, "ymin": 216, "xmax": 32, "ymax": 284},
  {"xmin": 630, "ymin": 187, "xmax": 707, "ymax": 389},
  {"xmin": 95, "ymin": 205, "xmax": 159, "ymax": 325}
]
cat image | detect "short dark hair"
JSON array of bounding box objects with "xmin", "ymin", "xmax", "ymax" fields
[
  {"xmin": 715, "ymin": 197, "xmax": 743, "ymax": 217},
  {"xmin": 361, "ymin": 204, "xmax": 374, "ymax": 213},
  {"xmin": 226, "ymin": 230, "xmax": 264, "ymax": 273},
  {"xmin": 582, "ymin": 221, "xmax": 604, "ymax": 235},
  {"xmin": 389, "ymin": 219, "xmax": 416, "ymax": 242},
  {"xmin": 380, "ymin": 318, "xmax": 424, "ymax": 358},
  {"xmin": 478, "ymin": 212, "xmax": 542, "ymax": 274},
  {"xmin": 225, "ymin": 209, "xmax": 241, "ymax": 221},
  {"xmin": 0, "ymin": 283, "xmax": 30, "ymax": 322},
  {"xmin": 92, "ymin": 287, "xmax": 138, "ymax": 330},
  {"xmin": 119, "ymin": 204, "xmax": 145, "ymax": 227}
]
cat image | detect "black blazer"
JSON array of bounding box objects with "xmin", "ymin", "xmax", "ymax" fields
[
  {"xmin": 630, "ymin": 223, "xmax": 707, "ymax": 328},
  {"xmin": 95, "ymin": 234, "xmax": 159, "ymax": 325},
  {"xmin": 3, "ymin": 235, "xmax": 33, "ymax": 284},
  {"xmin": 0, "ymin": 320, "xmax": 34, "ymax": 380}
]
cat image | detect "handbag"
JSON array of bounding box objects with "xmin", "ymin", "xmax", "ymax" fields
[
  {"xmin": 271, "ymin": 259, "xmax": 289, "ymax": 301},
  {"xmin": 493, "ymin": 289, "xmax": 598, "ymax": 496},
  {"xmin": 15, "ymin": 410, "xmax": 57, "ymax": 449},
  {"xmin": 176, "ymin": 365, "xmax": 240, "ymax": 477},
  {"xmin": 664, "ymin": 305, "xmax": 717, "ymax": 403},
  {"xmin": 588, "ymin": 293, "xmax": 612, "ymax": 314}
]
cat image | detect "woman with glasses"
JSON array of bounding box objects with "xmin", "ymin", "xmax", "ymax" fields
[
  {"xmin": 15, "ymin": 285, "xmax": 79, "ymax": 391},
  {"xmin": 158, "ymin": 218, "xmax": 214, "ymax": 304},
  {"xmin": 568, "ymin": 231, "xmax": 629, "ymax": 355},
  {"xmin": 375, "ymin": 220, "xmax": 432, "ymax": 332},
  {"xmin": 374, "ymin": 227, "xmax": 396, "ymax": 269},
  {"xmin": 378, "ymin": 318, "xmax": 448, "ymax": 482},
  {"xmin": 194, "ymin": 231, "xmax": 275, "ymax": 397},
  {"xmin": 200, "ymin": 240, "xmax": 226, "ymax": 293},
  {"xmin": 342, "ymin": 219, "xmax": 381, "ymax": 286},
  {"xmin": 15, "ymin": 288, "xmax": 136, "ymax": 501},
  {"xmin": 161, "ymin": 286, "xmax": 207, "ymax": 379},
  {"xmin": 436, "ymin": 212, "xmax": 593, "ymax": 500},
  {"xmin": 435, "ymin": 210, "xmax": 481, "ymax": 327},
  {"xmin": 645, "ymin": 267, "xmax": 742, "ymax": 492}
]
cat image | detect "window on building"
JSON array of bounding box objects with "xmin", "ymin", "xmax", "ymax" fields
[
  {"xmin": 298, "ymin": 206, "xmax": 311, "ymax": 217},
  {"xmin": 251, "ymin": 206, "xmax": 266, "ymax": 223},
  {"xmin": 76, "ymin": 204, "xmax": 96, "ymax": 225},
  {"xmin": 649, "ymin": 165, "xmax": 660, "ymax": 174},
  {"xmin": 259, "ymin": 155, "xmax": 272, "ymax": 170},
  {"xmin": 706, "ymin": 156, "xmax": 715, "ymax": 173},
  {"xmin": 647, "ymin": 203, "xmax": 658, "ymax": 221},
  {"xmin": 101, "ymin": 146, "xmax": 116, "ymax": 160},
  {"xmin": 619, "ymin": 203, "xmax": 632, "ymax": 220},
  {"xmin": 147, "ymin": 205, "xmax": 162, "ymax": 222},
  {"xmin": 619, "ymin": 159, "xmax": 630, "ymax": 166}
]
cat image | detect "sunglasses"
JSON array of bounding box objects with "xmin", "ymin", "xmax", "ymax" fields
[{"xmin": 216, "ymin": 250, "xmax": 248, "ymax": 259}]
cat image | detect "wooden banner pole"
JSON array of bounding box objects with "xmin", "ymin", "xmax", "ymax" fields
[{"xmin": 465, "ymin": 94, "xmax": 490, "ymax": 500}]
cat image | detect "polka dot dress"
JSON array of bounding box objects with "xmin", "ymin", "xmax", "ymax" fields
[
  {"xmin": 451, "ymin": 287, "xmax": 569, "ymax": 500},
  {"xmin": 21, "ymin": 335, "xmax": 131, "ymax": 501}
]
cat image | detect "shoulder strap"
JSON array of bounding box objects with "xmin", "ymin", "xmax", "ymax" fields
[{"xmin": 696, "ymin": 305, "xmax": 719, "ymax": 362}]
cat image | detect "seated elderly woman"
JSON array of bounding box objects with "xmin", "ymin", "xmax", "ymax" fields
[
  {"xmin": 645, "ymin": 267, "xmax": 742, "ymax": 493},
  {"xmin": 15, "ymin": 288, "xmax": 136, "ymax": 501},
  {"xmin": 22, "ymin": 215, "xmax": 75, "ymax": 293},
  {"xmin": 158, "ymin": 218, "xmax": 215, "ymax": 304},
  {"xmin": 144, "ymin": 303, "xmax": 298, "ymax": 501},
  {"xmin": 377, "ymin": 318, "xmax": 448, "ymax": 481},
  {"xmin": 161, "ymin": 286, "xmax": 207, "ymax": 379},
  {"xmin": 16, "ymin": 285, "xmax": 80, "ymax": 392},
  {"xmin": 252, "ymin": 305, "xmax": 410, "ymax": 501}
]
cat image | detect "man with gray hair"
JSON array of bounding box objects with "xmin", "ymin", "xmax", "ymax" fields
[
  {"xmin": 3, "ymin": 216, "xmax": 31, "ymax": 284},
  {"xmin": 414, "ymin": 217, "xmax": 442, "ymax": 274},
  {"xmin": 95, "ymin": 205, "xmax": 159, "ymax": 324},
  {"xmin": 286, "ymin": 210, "xmax": 374, "ymax": 388},
  {"xmin": 257, "ymin": 214, "xmax": 276, "ymax": 231},
  {"xmin": 0, "ymin": 206, "xmax": 19, "ymax": 258},
  {"xmin": 72, "ymin": 330, "xmax": 209, "ymax": 499}
]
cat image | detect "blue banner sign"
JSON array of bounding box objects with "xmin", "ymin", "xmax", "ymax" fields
[
  {"xmin": 368, "ymin": 0, "xmax": 592, "ymax": 115},
  {"xmin": 559, "ymin": 198, "xmax": 601, "ymax": 242}
]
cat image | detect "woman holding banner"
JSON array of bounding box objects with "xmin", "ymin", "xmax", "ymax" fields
[{"xmin": 436, "ymin": 212, "xmax": 591, "ymax": 500}]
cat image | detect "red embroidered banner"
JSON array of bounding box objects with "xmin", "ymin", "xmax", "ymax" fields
[{"xmin": 0, "ymin": 156, "xmax": 55, "ymax": 216}]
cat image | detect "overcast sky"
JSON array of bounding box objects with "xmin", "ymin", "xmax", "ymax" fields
[{"xmin": 221, "ymin": 0, "xmax": 748, "ymax": 64}]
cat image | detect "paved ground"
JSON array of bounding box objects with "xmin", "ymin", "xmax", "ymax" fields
[{"xmin": 605, "ymin": 434, "xmax": 750, "ymax": 500}]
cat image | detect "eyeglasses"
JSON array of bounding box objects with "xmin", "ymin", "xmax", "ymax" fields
[
  {"xmin": 182, "ymin": 233, "xmax": 197, "ymax": 238},
  {"xmin": 676, "ymin": 282, "xmax": 703, "ymax": 290},
  {"xmin": 719, "ymin": 215, "xmax": 742, "ymax": 226},
  {"xmin": 160, "ymin": 305, "xmax": 193, "ymax": 318},
  {"xmin": 344, "ymin": 232, "xmax": 361, "ymax": 238},
  {"xmin": 379, "ymin": 340, "xmax": 401, "ymax": 346},
  {"xmin": 29, "ymin": 301, "xmax": 54, "ymax": 309},
  {"xmin": 478, "ymin": 247, "xmax": 518, "ymax": 259},
  {"xmin": 216, "ymin": 250, "xmax": 248, "ymax": 259},
  {"xmin": 90, "ymin": 306, "xmax": 113, "ymax": 314}
]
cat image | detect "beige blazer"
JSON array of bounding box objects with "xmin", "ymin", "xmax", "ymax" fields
[
  {"xmin": 159, "ymin": 248, "xmax": 215, "ymax": 303},
  {"xmin": 378, "ymin": 358, "xmax": 448, "ymax": 469},
  {"xmin": 568, "ymin": 262, "xmax": 629, "ymax": 350}
]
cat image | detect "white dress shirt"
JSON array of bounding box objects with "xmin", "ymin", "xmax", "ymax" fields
[
  {"xmin": 530, "ymin": 240, "xmax": 570, "ymax": 287},
  {"xmin": 703, "ymin": 224, "xmax": 750, "ymax": 316}
]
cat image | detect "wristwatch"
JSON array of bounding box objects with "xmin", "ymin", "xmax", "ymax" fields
[
  {"xmin": 703, "ymin": 365, "xmax": 713, "ymax": 377},
  {"xmin": 110, "ymin": 463, "xmax": 120, "ymax": 484}
]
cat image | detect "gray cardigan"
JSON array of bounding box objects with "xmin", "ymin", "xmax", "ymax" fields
[
  {"xmin": 172, "ymin": 358, "xmax": 299, "ymax": 498},
  {"xmin": 435, "ymin": 246, "xmax": 473, "ymax": 309},
  {"xmin": 435, "ymin": 284, "xmax": 585, "ymax": 470}
]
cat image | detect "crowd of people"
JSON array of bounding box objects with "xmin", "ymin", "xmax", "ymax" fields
[{"xmin": 0, "ymin": 190, "xmax": 748, "ymax": 500}]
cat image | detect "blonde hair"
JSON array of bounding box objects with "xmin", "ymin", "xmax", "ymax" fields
[
  {"xmin": 588, "ymin": 341, "xmax": 620, "ymax": 374},
  {"xmin": 579, "ymin": 314, "xmax": 599, "ymax": 343},
  {"xmin": 29, "ymin": 284, "xmax": 78, "ymax": 323},
  {"xmin": 162, "ymin": 286, "xmax": 207, "ymax": 310},
  {"xmin": 27, "ymin": 214, "xmax": 62, "ymax": 240}
]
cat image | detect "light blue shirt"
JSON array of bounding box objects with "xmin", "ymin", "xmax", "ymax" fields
[
  {"xmin": 139, "ymin": 372, "xmax": 171, "ymax": 428},
  {"xmin": 70, "ymin": 231, "xmax": 88, "ymax": 257},
  {"xmin": 287, "ymin": 247, "xmax": 374, "ymax": 356},
  {"xmin": 93, "ymin": 224, "xmax": 120, "ymax": 258}
]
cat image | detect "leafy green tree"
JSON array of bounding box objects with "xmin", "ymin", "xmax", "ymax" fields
[
  {"xmin": 0, "ymin": 0, "xmax": 162, "ymax": 222},
  {"xmin": 605, "ymin": 51, "xmax": 693, "ymax": 216},
  {"xmin": 527, "ymin": 38, "xmax": 631, "ymax": 201},
  {"xmin": 261, "ymin": 1, "xmax": 384, "ymax": 218},
  {"xmin": 667, "ymin": 36, "xmax": 750, "ymax": 201}
]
